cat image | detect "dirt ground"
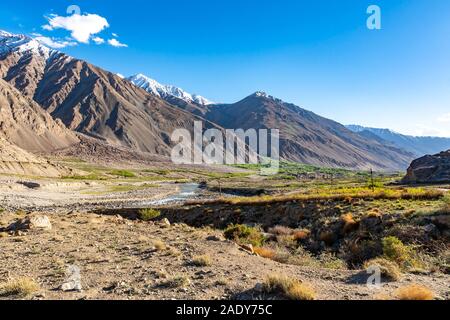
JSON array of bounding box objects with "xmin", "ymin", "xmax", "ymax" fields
[{"xmin": 0, "ymin": 211, "xmax": 449, "ymax": 301}]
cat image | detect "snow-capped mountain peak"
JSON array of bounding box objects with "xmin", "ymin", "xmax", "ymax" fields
[
  {"xmin": 127, "ymin": 73, "xmax": 214, "ymax": 106},
  {"xmin": 0, "ymin": 30, "xmax": 58, "ymax": 60}
]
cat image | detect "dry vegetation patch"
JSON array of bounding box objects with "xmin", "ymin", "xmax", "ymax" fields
[
  {"xmin": 263, "ymin": 274, "xmax": 316, "ymax": 300},
  {"xmin": 363, "ymin": 258, "xmax": 402, "ymax": 281},
  {"xmin": 395, "ymin": 284, "xmax": 435, "ymax": 300},
  {"xmin": 0, "ymin": 278, "xmax": 39, "ymax": 298}
]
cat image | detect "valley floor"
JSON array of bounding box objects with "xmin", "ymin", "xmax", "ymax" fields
[{"xmin": 0, "ymin": 162, "xmax": 449, "ymax": 301}]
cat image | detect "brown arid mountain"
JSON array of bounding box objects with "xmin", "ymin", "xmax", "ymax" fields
[
  {"xmin": 0, "ymin": 30, "xmax": 415, "ymax": 172},
  {"xmin": 0, "ymin": 78, "xmax": 78, "ymax": 153},
  {"xmin": 201, "ymin": 92, "xmax": 415, "ymax": 171},
  {"xmin": 0, "ymin": 77, "xmax": 78, "ymax": 177},
  {"xmin": 0, "ymin": 31, "xmax": 219, "ymax": 156}
]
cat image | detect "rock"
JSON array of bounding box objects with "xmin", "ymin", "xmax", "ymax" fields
[
  {"xmin": 160, "ymin": 218, "xmax": 171, "ymax": 228},
  {"xmin": 254, "ymin": 283, "xmax": 265, "ymax": 293},
  {"xmin": 424, "ymin": 224, "xmax": 441, "ymax": 238},
  {"xmin": 18, "ymin": 181, "xmax": 41, "ymax": 189},
  {"xmin": 206, "ymin": 235, "xmax": 222, "ymax": 242},
  {"xmin": 239, "ymin": 244, "xmax": 254, "ymax": 254},
  {"xmin": 60, "ymin": 265, "xmax": 82, "ymax": 292},
  {"xmin": 8, "ymin": 215, "xmax": 52, "ymax": 231},
  {"xmin": 402, "ymin": 150, "xmax": 450, "ymax": 184}
]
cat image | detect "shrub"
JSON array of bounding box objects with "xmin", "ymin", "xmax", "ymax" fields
[
  {"xmin": 254, "ymin": 247, "xmax": 277, "ymax": 260},
  {"xmin": 268, "ymin": 225, "xmax": 294, "ymax": 236},
  {"xmin": 151, "ymin": 239, "xmax": 166, "ymax": 251},
  {"xmin": 0, "ymin": 278, "xmax": 39, "ymax": 297},
  {"xmin": 395, "ymin": 284, "xmax": 434, "ymax": 300},
  {"xmin": 293, "ymin": 229, "xmax": 310, "ymax": 241},
  {"xmin": 276, "ymin": 235, "xmax": 297, "ymax": 248},
  {"xmin": 224, "ymin": 224, "xmax": 265, "ymax": 247},
  {"xmin": 382, "ymin": 236, "xmax": 415, "ymax": 267},
  {"xmin": 442, "ymin": 194, "xmax": 450, "ymax": 212},
  {"xmin": 138, "ymin": 208, "xmax": 161, "ymax": 221},
  {"xmin": 192, "ymin": 255, "xmax": 212, "ymax": 267},
  {"xmin": 161, "ymin": 275, "xmax": 191, "ymax": 288},
  {"xmin": 363, "ymin": 258, "xmax": 402, "ymax": 281},
  {"xmin": 318, "ymin": 253, "xmax": 347, "ymax": 270},
  {"xmin": 264, "ymin": 274, "xmax": 316, "ymax": 300},
  {"xmin": 319, "ymin": 230, "xmax": 336, "ymax": 246},
  {"xmin": 341, "ymin": 213, "xmax": 358, "ymax": 233},
  {"xmin": 344, "ymin": 239, "xmax": 382, "ymax": 266}
]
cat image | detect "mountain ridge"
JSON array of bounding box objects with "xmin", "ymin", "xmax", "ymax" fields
[
  {"xmin": 127, "ymin": 73, "xmax": 214, "ymax": 106},
  {"xmin": 0, "ymin": 29, "xmax": 429, "ymax": 172},
  {"xmin": 346, "ymin": 125, "xmax": 450, "ymax": 157}
]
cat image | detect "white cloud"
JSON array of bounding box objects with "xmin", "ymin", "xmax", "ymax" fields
[
  {"xmin": 108, "ymin": 38, "xmax": 128, "ymax": 48},
  {"xmin": 43, "ymin": 13, "xmax": 109, "ymax": 43},
  {"xmin": 112, "ymin": 33, "xmax": 118, "ymax": 37},
  {"xmin": 34, "ymin": 35, "xmax": 77, "ymax": 49},
  {"xmin": 92, "ymin": 37, "xmax": 105, "ymax": 45},
  {"xmin": 437, "ymin": 113, "xmax": 450, "ymax": 123}
]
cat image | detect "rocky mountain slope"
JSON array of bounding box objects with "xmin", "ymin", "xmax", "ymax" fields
[
  {"xmin": 347, "ymin": 125, "xmax": 450, "ymax": 157},
  {"xmin": 0, "ymin": 79, "xmax": 78, "ymax": 153},
  {"xmin": 201, "ymin": 92, "xmax": 415, "ymax": 171},
  {"xmin": 0, "ymin": 31, "xmax": 219, "ymax": 156}
]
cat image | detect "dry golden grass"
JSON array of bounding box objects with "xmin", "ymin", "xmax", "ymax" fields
[
  {"xmin": 188, "ymin": 188, "xmax": 443, "ymax": 206},
  {"xmin": 395, "ymin": 284, "xmax": 435, "ymax": 300},
  {"xmin": 254, "ymin": 247, "xmax": 277, "ymax": 260},
  {"xmin": 366, "ymin": 209, "xmax": 382, "ymax": 218},
  {"xmin": 0, "ymin": 278, "xmax": 40, "ymax": 297},
  {"xmin": 192, "ymin": 255, "xmax": 212, "ymax": 267},
  {"xmin": 161, "ymin": 275, "xmax": 191, "ymax": 288},
  {"xmin": 151, "ymin": 239, "xmax": 167, "ymax": 251},
  {"xmin": 0, "ymin": 232, "xmax": 8, "ymax": 238},
  {"xmin": 364, "ymin": 258, "xmax": 402, "ymax": 281},
  {"xmin": 341, "ymin": 213, "xmax": 358, "ymax": 233},
  {"xmin": 293, "ymin": 229, "xmax": 310, "ymax": 241},
  {"xmin": 264, "ymin": 274, "xmax": 316, "ymax": 300}
]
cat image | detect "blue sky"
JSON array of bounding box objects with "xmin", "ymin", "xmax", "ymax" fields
[{"xmin": 2, "ymin": 0, "xmax": 450, "ymax": 137}]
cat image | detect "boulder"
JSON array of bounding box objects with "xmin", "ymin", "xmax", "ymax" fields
[
  {"xmin": 402, "ymin": 150, "xmax": 450, "ymax": 184},
  {"xmin": 160, "ymin": 218, "xmax": 171, "ymax": 228},
  {"xmin": 8, "ymin": 215, "xmax": 52, "ymax": 231}
]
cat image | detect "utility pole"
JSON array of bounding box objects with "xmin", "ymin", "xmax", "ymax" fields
[{"xmin": 370, "ymin": 168, "xmax": 375, "ymax": 192}]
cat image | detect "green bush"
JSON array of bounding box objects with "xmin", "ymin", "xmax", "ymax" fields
[
  {"xmin": 442, "ymin": 194, "xmax": 450, "ymax": 212},
  {"xmin": 224, "ymin": 224, "xmax": 265, "ymax": 247},
  {"xmin": 110, "ymin": 170, "xmax": 136, "ymax": 178},
  {"xmin": 138, "ymin": 208, "xmax": 161, "ymax": 221},
  {"xmin": 382, "ymin": 236, "xmax": 415, "ymax": 268}
]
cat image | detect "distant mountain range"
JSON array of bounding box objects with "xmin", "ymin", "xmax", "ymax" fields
[
  {"xmin": 346, "ymin": 125, "xmax": 450, "ymax": 157},
  {"xmin": 0, "ymin": 29, "xmax": 442, "ymax": 173}
]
